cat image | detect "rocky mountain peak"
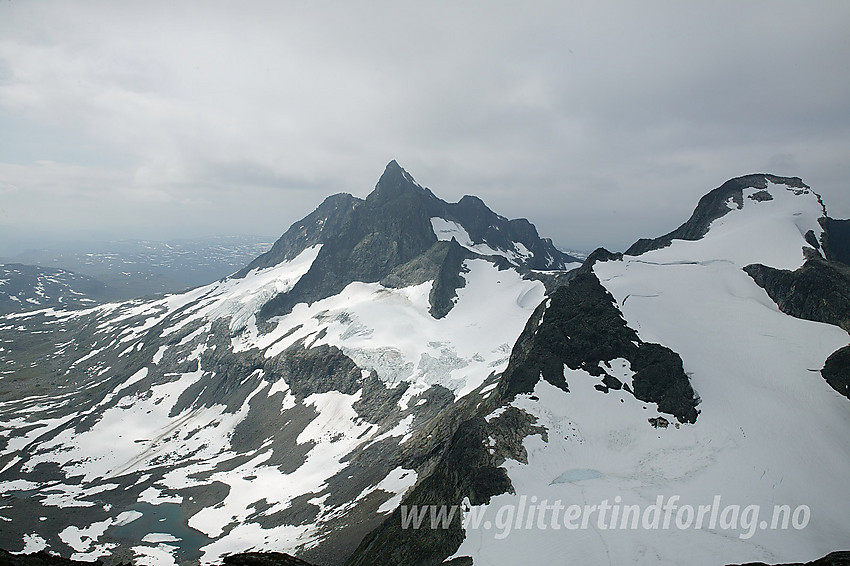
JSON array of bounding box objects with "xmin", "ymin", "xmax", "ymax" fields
[
  {"xmin": 366, "ymin": 160, "xmax": 432, "ymax": 204},
  {"xmin": 236, "ymin": 162, "xmax": 581, "ymax": 320}
]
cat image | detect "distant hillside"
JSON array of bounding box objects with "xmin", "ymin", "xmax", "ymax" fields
[
  {"xmin": 0, "ymin": 264, "xmax": 108, "ymax": 314},
  {"xmin": 2, "ymin": 236, "xmax": 274, "ymax": 300}
]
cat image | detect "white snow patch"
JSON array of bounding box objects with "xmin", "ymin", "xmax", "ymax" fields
[
  {"xmin": 372, "ymin": 414, "xmax": 414, "ymax": 444},
  {"xmin": 141, "ymin": 533, "xmax": 181, "ymax": 543},
  {"xmin": 16, "ymin": 533, "xmax": 47, "ymax": 554},
  {"xmin": 152, "ymin": 345, "xmax": 168, "ymax": 365},
  {"xmin": 139, "ymin": 486, "xmax": 182, "ymax": 505},
  {"xmin": 113, "ymin": 510, "xmax": 143, "ymax": 527},
  {"xmin": 131, "ymin": 543, "xmax": 179, "ymax": 566},
  {"xmin": 59, "ymin": 519, "xmax": 114, "ymax": 558},
  {"xmin": 357, "ymin": 466, "xmax": 419, "ymax": 514},
  {"xmin": 120, "ymin": 367, "xmax": 149, "ymax": 391},
  {"xmin": 599, "ymin": 357, "xmax": 634, "ymax": 390}
]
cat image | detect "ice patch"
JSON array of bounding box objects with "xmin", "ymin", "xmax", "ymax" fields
[{"xmin": 549, "ymin": 468, "xmax": 603, "ymax": 484}]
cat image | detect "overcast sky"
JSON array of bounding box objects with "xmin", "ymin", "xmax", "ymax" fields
[{"xmin": 1, "ymin": 1, "xmax": 849, "ymax": 256}]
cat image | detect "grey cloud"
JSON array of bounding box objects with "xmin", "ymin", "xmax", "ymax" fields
[{"xmin": 0, "ymin": 1, "xmax": 848, "ymax": 256}]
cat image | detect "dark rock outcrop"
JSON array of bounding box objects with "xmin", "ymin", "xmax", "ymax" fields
[
  {"xmin": 223, "ymin": 552, "xmax": 319, "ymax": 566},
  {"xmin": 499, "ymin": 249, "xmax": 700, "ymax": 423},
  {"xmin": 258, "ymin": 162, "xmax": 439, "ymax": 319},
  {"xmin": 726, "ymin": 550, "xmax": 850, "ymax": 566},
  {"xmin": 427, "ymin": 239, "xmax": 475, "ymax": 319},
  {"xmin": 0, "ymin": 550, "xmax": 128, "ymax": 566},
  {"xmin": 425, "ymin": 194, "xmax": 578, "ymax": 270},
  {"xmin": 822, "ymin": 346, "xmax": 850, "ymax": 400},
  {"xmin": 743, "ymin": 252, "xmax": 850, "ymax": 333},
  {"xmin": 345, "ymin": 398, "xmax": 542, "ymax": 566},
  {"xmin": 820, "ymin": 217, "xmax": 850, "ymax": 266}
]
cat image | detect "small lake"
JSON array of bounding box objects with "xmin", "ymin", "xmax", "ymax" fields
[{"xmin": 109, "ymin": 502, "xmax": 211, "ymax": 563}]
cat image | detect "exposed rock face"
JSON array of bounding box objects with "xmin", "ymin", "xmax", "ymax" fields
[
  {"xmin": 820, "ymin": 217, "xmax": 850, "ymax": 266},
  {"xmin": 0, "ymin": 550, "xmax": 129, "ymax": 566},
  {"xmin": 425, "ymin": 239, "xmax": 476, "ymax": 319},
  {"xmin": 426, "ymin": 194, "xmax": 572, "ymax": 271},
  {"xmin": 257, "ymin": 163, "xmax": 440, "ymax": 319},
  {"xmin": 346, "ymin": 393, "xmax": 542, "ymax": 566},
  {"xmin": 726, "ymin": 550, "xmax": 850, "ymax": 566},
  {"xmin": 240, "ymin": 161, "xmax": 578, "ymax": 320},
  {"xmin": 743, "ymin": 252, "xmax": 850, "ymax": 333},
  {"xmin": 223, "ymin": 552, "xmax": 319, "ymax": 566},
  {"xmin": 821, "ymin": 345, "xmax": 850, "ymax": 400},
  {"xmin": 626, "ymin": 174, "xmax": 812, "ymax": 256},
  {"xmin": 500, "ymin": 250, "xmax": 700, "ymax": 423}
]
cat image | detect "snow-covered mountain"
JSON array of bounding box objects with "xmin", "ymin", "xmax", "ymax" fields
[
  {"xmin": 356, "ymin": 174, "xmax": 849, "ymax": 566},
  {"xmin": 0, "ymin": 167, "xmax": 847, "ymax": 566},
  {"xmin": 0, "ymin": 162, "xmax": 580, "ymax": 565}
]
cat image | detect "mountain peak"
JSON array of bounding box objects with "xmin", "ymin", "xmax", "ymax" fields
[
  {"xmin": 626, "ymin": 173, "xmax": 825, "ymax": 260},
  {"xmin": 239, "ymin": 161, "xmax": 581, "ymax": 319},
  {"xmin": 368, "ymin": 160, "xmax": 425, "ymax": 202}
]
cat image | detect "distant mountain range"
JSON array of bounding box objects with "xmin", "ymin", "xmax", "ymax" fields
[
  {"xmin": 1, "ymin": 236, "xmax": 275, "ymax": 304},
  {"xmin": 0, "ymin": 163, "xmax": 847, "ymax": 566}
]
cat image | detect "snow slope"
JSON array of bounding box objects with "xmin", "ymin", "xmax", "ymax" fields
[
  {"xmin": 452, "ymin": 178, "xmax": 850, "ymax": 565},
  {"xmin": 0, "ymin": 217, "xmax": 559, "ymax": 565},
  {"xmin": 236, "ymin": 258, "xmax": 545, "ymax": 398}
]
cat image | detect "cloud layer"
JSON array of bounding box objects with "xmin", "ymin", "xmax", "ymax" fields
[{"xmin": 1, "ymin": 1, "xmax": 849, "ymax": 254}]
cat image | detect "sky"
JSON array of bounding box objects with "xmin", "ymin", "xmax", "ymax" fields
[{"xmin": 1, "ymin": 1, "xmax": 849, "ymax": 256}]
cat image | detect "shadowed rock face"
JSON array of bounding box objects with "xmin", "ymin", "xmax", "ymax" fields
[
  {"xmin": 744, "ymin": 250, "xmax": 850, "ymax": 401},
  {"xmin": 822, "ymin": 346, "xmax": 850, "ymax": 400},
  {"xmin": 820, "ymin": 217, "xmax": 850, "ymax": 266},
  {"xmin": 626, "ymin": 174, "xmax": 811, "ymax": 256},
  {"xmin": 344, "ymin": 394, "xmax": 542, "ymax": 566},
  {"xmin": 238, "ymin": 161, "xmax": 578, "ymax": 320},
  {"xmin": 223, "ymin": 552, "xmax": 319, "ymax": 566},
  {"xmin": 743, "ymin": 252, "xmax": 850, "ymax": 333},
  {"xmin": 257, "ymin": 163, "xmax": 440, "ymax": 319},
  {"xmin": 0, "ymin": 550, "xmax": 126, "ymax": 566},
  {"xmin": 725, "ymin": 550, "xmax": 850, "ymax": 566}
]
